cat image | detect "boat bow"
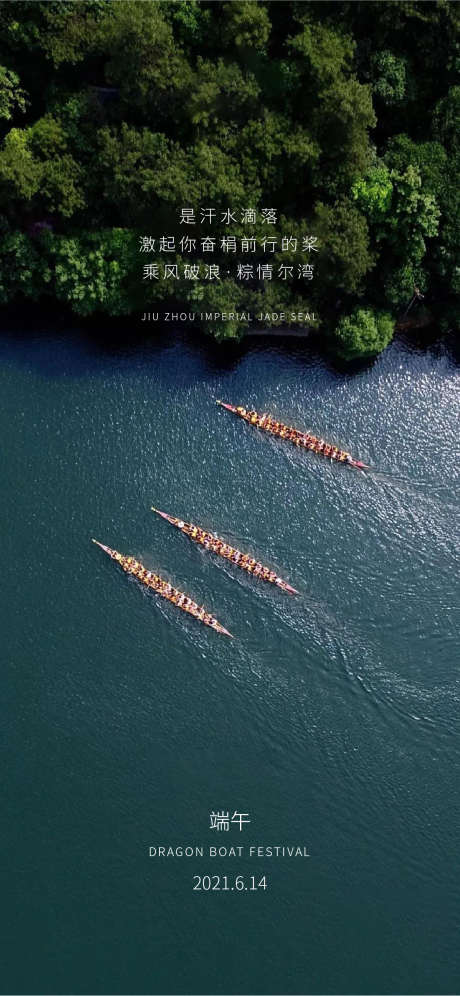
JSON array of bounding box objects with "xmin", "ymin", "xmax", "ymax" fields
[
  {"xmin": 152, "ymin": 508, "xmax": 298, "ymax": 595},
  {"xmin": 93, "ymin": 539, "xmax": 232, "ymax": 637}
]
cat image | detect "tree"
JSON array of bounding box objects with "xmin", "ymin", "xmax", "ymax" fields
[
  {"xmin": 0, "ymin": 65, "xmax": 27, "ymax": 120},
  {"xmin": 287, "ymin": 19, "xmax": 355, "ymax": 85},
  {"xmin": 186, "ymin": 58, "xmax": 260, "ymax": 129},
  {"xmin": 370, "ymin": 50, "xmax": 407, "ymax": 105},
  {"xmin": 96, "ymin": 124, "xmax": 196, "ymax": 221},
  {"xmin": 388, "ymin": 165, "xmax": 440, "ymax": 262},
  {"xmin": 238, "ymin": 111, "xmax": 319, "ymax": 193},
  {"xmin": 333, "ymin": 307, "xmax": 395, "ymax": 360},
  {"xmin": 433, "ymin": 86, "xmax": 460, "ymax": 153},
  {"xmin": 316, "ymin": 77, "xmax": 376, "ymax": 188},
  {"xmin": 314, "ymin": 197, "xmax": 374, "ymax": 294},
  {"xmin": 352, "ymin": 163, "xmax": 440, "ymax": 264},
  {"xmin": 38, "ymin": 1, "xmax": 108, "ymax": 67},
  {"xmin": 0, "ymin": 115, "xmax": 85, "ymax": 217},
  {"xmin": 48, "ymin": 228, "xmax": 138, "ymax": 316},
  {"xmin": 0, "ymin": 128, "xmax": 42, "ymax": 201},
  {"xmin": 189, "ymin": 140, "xmax": 249, "ymax": 204},
  {"xmin": 383, "ymin": 262, "xmax": 428, "ymax": 308},
  {"xmin": 97, "ymin": 1, "xmax": 194, "ymax": 117},
  {"xmin": 384, "ymin": 135, "xmax": 447, "ymax": 197},
  {"xmin": 0, "ymin": 231, "xmax": 51, "ymax": 303},
  {"xmin": 352, "ymin": 165, "xmax": 393, "ymax": 223},
  {"xmin": 162, "ymin": 0, "xmax": 211, "ymax": 47},
  {"xmin": 221, "ymin": 1, "xmax": 271, "ymax": 53}
]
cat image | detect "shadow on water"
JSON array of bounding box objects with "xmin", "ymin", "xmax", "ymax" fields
[{"xmin": 1, "ymin": 301, "xmax": 457, "ymax": 383}]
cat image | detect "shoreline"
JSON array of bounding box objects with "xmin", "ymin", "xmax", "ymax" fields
[{"xmin": 0, "ymin": 301, "xmax": 451, "ymax": 363}]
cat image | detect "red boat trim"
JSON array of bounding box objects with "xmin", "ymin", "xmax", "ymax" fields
[
  {"xmin": 216, "ymin": 400, "xmax": 366, "ymax": 469},
  {"xmin": 92, "ymin": 539, "xmax": 232, "ymax": 636},
  {"xmin": 152, "ymin": 509, "xmax": 298, "ymax": 595}
]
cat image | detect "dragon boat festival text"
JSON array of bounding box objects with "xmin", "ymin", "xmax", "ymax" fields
[{"xmin": 148, "ymin": 845, "xmax": 310, "ymax": 858}]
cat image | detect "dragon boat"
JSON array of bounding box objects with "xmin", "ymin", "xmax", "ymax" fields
[
  {"xmin": 92, "ymin": 540, "xmax": 232, "ymax": 637},
  {"xmin": 216, "ymin": 401, "xmax": 368, "ymax": 469},
  {"xmin": 152, "ymin": 508, "xmax": 298, "ymax": 595}
]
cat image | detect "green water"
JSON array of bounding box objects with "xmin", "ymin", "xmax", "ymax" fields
[{"xmin": 2, "ymin": 321, "xmax": 459, "ymax": 995}]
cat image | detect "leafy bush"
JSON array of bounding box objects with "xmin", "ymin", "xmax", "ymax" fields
[{"xmin": 333, "ymin": 307, "xmax": 395, "ymax": 360}]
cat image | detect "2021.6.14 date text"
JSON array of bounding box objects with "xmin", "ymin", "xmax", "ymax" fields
[{"xmin": 193, "ymin": 875, "xmax": 267, "ymax": 891}]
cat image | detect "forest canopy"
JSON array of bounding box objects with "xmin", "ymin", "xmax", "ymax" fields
[{"xmin": 0, "ymin": 0, "xmax": 458, "ymax": 357}]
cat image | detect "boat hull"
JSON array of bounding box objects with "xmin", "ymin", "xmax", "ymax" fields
[
  {"xmin": 216, "ymin": 400, "xmax": 367, "ymax": 469},
  {"xmin": 92, "ymin": 539, "xmax": 232, "ymax": 636},
  {"xmin": 152, "ymin": 509, "xmax": 298, "ymax": 595}
]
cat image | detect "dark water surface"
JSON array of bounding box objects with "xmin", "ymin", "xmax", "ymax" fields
[{"xmin": 2, "ymin": 322, "xmax": 459, "ymax": 995}]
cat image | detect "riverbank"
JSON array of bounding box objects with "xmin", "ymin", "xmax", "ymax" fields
[{"xmin": 0, "ymin": 298, "xmax": 453, "ymax": 359}]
